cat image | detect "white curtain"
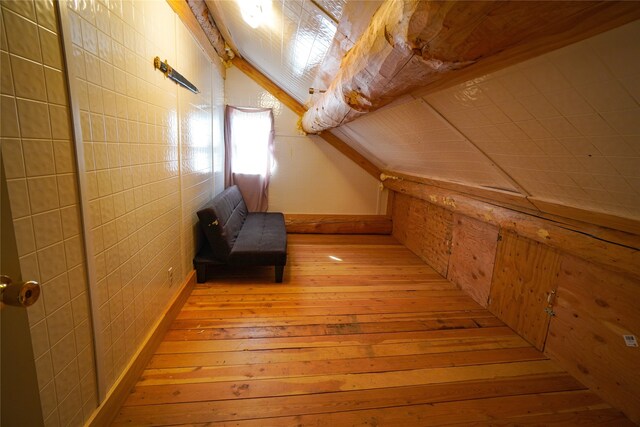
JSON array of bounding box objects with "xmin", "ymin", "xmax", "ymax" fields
[{"xmin": 224, "ymin": 105, "xmax": 275, "ymax": 212}]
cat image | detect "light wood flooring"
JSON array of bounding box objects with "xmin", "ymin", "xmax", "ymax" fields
[{"xmin": 113, "ymin": 234, "xmax": 632, "ymax": 426}]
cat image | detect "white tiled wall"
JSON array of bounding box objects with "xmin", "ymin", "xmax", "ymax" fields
[
  {"xmin": 2, "ymin": 0, "xmax": 223, "ymax": 424},
  {"xmin": 423, "ymin": 21, "xmax": 640, "ymax": 219},
  {"xmin": 176, "ymin": 20, "xmax": 225, "ymax": 279},
  {"xmin": 62, "ymin": 0, "xmax": 224, "ymax": 404},
  {"xmin": 334, "ymin": 20, "xmax": 640, "ymax": 220},
  {"xmin": 336, "ymin": 97, "xmax": 519, "ymax": 191},
  {"xmin": 65, "ymin": 0, "xmax": 180, "ymax": 398},
  {"xmin": 1, "ymin": 1, "xmax": 95, "ymax": 425},
  {"xmin": 226, "ymin": 66, "xmax": 386, "ymax": 214}
]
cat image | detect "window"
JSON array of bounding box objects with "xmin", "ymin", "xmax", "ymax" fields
[
  {"xmin": 224, "ymin": 106, "xmax": 275, "ymax": 212},
  {"xmin": 228, "ymin": 108, "xmax": 273, "ymax": 176}
]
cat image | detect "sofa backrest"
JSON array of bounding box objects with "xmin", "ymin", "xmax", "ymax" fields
[{"xmin": 197, "ymin": 185, "xmax": 248, "ymax": 261}]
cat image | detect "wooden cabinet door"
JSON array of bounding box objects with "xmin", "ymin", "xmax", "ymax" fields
[
  {"xmin": 488, "ymin": 231, "xmax": 562, "ymax": 350},
  {"xmin": 546, "ymin": 255, "xmax": 640, "ymax": 423},
  {"xmin": 447, "ymin": 214, "xmax": 499, "ymax": 308}
]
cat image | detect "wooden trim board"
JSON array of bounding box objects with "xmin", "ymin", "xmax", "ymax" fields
[
  {"xmin": 315, "ymin": 131, "xmax": 381, "ymax": 179},
  {"xmin": 285, "ymin": 214, "xmax": 392, "ymax": 234},
  {"xmin": 85, "ymin": 270, "xmax": 197, "ymax": 427},
  {"xmin": 231, "ymin": 57, "xmax": 306, "ymax": 116},
  {"xmin": 528, "ymin": 197, "xmax": 640, "ymax": 238},
  {"xmin": 384, "ymin": 173, "xmax": 640, "ymax": 246}
]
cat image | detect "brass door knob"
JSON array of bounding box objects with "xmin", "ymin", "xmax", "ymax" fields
[{"xmin": 0, "ymin": 275, "xmax": 40, "ymax": 307}]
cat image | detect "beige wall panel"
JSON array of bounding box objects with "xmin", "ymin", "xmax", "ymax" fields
[{"xmin": 546, "ymin": 255, "xmax": 640, "ymax": 424}]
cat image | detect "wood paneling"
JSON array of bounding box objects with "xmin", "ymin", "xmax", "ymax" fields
[
  {"xmin": 285, "ymin": 214, "xmax": 391, "ymax": 234},
  {"xmin": 546, "ymin": 255, "xmax": 640, "ymax": 424},
  {"xmin": 448, "ymin": 214, "xmax": 498, "ymax": 307},
  {"xmin": 385, "ymin": 179, "xmax": 640, "ymax": 278},
  {"xmin": 406, "ymin": 198, "xmax": 452, "ymax": 277},
  {"xmin": 389, "ymin": 185, "xmax": 639, "ymax": 420},
  {"xmin": 391, "ymin": 192, "xmax": 411, "ymax": 242},
  {"xmin": 112, "ymin": 235, "xmax": 629, "ymax": 425},
  {"xmin": 392, "ymin": 193, "xmax": 452, "ymax": 277},
  {"xmin": 489, "ymin": 231, "xmax": 562, "ymax": 351}
]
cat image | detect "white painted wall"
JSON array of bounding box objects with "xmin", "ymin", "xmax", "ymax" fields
[{"xmin": 225, "ymin": 67, "xmax": 387, "ymax": 214}]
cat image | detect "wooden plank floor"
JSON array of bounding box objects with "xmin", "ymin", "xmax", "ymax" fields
[{"xmin": 113, "ymin": 235, "xmax": 632, "ymax": 426}]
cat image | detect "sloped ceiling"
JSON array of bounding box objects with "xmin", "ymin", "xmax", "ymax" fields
[
  {"xmin": 210, "ymin": 1, "xmax": 640, "ymax": 222},
  {"xmin": 334, "ymin": 21, "xmax": 640, "ymax": 220},
  {"xmin": 206, "ymin": 0, "xmax": 345, "ymax": 103}
]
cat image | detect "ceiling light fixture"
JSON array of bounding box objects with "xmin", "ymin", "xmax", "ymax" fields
[{"xmin": 238, "ymin": 0, "xmax": 272, "ymax": 29}]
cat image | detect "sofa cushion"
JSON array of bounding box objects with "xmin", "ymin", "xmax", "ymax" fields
[
  {"xmin": 197, "ymin": 186, "xmax": 248, "ymax": 261},
  {"xmin": 229, "ymin": 212, "xmax": 287, "ymax": 266}
]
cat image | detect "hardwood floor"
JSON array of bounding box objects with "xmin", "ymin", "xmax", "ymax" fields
[{"xmin": 113, "ymin": 235, "xmax": 632, "ymax": 426}]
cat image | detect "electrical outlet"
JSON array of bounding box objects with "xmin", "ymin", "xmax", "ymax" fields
[
  {"xmin": 167, "ymin": 267, "xmax": 173, "ymax": 287},
  {"xmin": 623, "ymin": 335, "xmax": 638, "ymax": 347}
]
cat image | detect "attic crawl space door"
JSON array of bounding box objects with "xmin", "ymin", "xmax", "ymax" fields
[{"xmin": 489, "ymin": 231, "xmax": 562, "ymax": 350}]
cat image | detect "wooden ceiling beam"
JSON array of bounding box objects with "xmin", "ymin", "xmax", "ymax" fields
[
  {"xmin": 231, "ymin": 58, "xmax": 382, "ymax": 179},
  {"xmin": 384, "ymin": 178, "xmax": 640, "ymax": 278},
  {"xmin": 185, "ymin": 0, "xmax": 230, "ymax": 61},
  {"xmin": 302, "ymin": 0, "xmax": 640, "ymax": 134},
  {"xmin": 383, "ymin": 171, "xmax": 640, "ymax": 244},
  {"xmin": 383, "ymin": 170, "xmax": 537, "ymax": 213},
  {"xmin": 231, "ymin": 58, "xmax": 307, "ymax": 116}
]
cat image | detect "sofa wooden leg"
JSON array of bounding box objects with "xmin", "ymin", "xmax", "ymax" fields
[
  {"xmin": 196, "ymin": 263, "xmax": 207, "ymax": 283},
  {"xmin": 275, "ymin": 265, "xmax": 284, "ymax": 283}
]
